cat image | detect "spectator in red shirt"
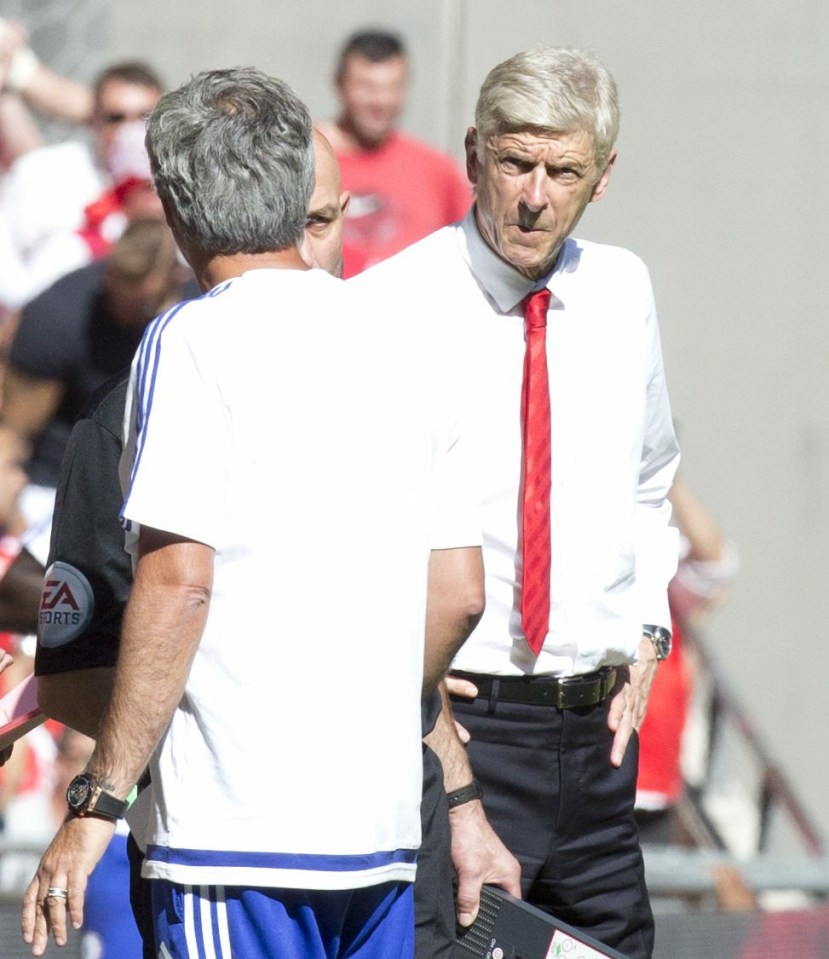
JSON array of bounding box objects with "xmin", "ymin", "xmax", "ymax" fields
[{"xmin": 317, "ymin": 29, "xmax": 471, "ymax": 276}]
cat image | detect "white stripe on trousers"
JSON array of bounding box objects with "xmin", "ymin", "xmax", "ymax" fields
[{"xmin": 180, "ymin": 884, "xmax": 230, "ymax": 959}]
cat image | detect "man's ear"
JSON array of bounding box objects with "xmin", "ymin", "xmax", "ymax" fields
[
  {"xmin": 339, "ymin": 190, "xmax": 351, "ymax": 218},
  {"xmin": 464, "ymin": 127, "xmax": 479, "ymax": 189},
  {"xmin": 590, "ymin": 148, "xmax": 617, "ymax": 203},
  {"xmin": 162, "ymin": 204, "xmax": 182, "ymax": 242}
]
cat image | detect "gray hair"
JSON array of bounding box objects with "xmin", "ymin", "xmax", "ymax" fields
[
  {"xmin": 475, "ymin": 47, "xmax": 619, "ymax": 172},
  {"xmin": 145, "ymin": 67, "xmax": 314, "ymax": 257}
]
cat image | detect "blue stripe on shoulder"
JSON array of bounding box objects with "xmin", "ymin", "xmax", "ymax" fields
[
  {"xmin": 131, "ymin": 279, "xmax": 233, "ymax": 440},
  {"xmin": 204, "ymin": 279, "xmax": 234, "ymax": 298},
  {"xmin": 126, "ymin": 299, "xmax": 193, "ymax": 503}
]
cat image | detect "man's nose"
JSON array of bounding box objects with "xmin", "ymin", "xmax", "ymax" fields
[
  {"xmin": 521, "ymin": 167, "xmax": 548, "ymax": 212},
  {"xmin": 371, "ymin": 89, "xmax": 397, "ymax": 110}
]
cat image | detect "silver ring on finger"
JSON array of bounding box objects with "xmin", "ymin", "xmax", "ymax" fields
[{"xmin": 45, "ymin": 887, "xmax": 68, "ymax": 901}]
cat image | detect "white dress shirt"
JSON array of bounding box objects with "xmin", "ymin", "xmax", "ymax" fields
[{"xmin": 356, "ymin": 210, "xmax": 680, "ymax": 677}]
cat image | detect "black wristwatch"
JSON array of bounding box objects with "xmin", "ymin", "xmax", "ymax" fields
[
  {"xmin": 642, "ymin": 624, "xmax": 672, "ymax": 661},
  {"xmin": 66, "ymin": 772, "xmax": 129, "ymax": 821}
]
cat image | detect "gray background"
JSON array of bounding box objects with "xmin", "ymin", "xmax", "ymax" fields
[{"xmin": 4, "ymin": 0, "xmax": 828, "ymax": 847}]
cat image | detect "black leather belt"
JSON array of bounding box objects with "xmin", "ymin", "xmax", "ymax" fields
[{"xmin": 450, "ymin": 667, "xmax": 618, "ymax": 710}]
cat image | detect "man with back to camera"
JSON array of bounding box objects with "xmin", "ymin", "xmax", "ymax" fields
[
  {"xmin": 5, "ymin": 130, "xmax": 347, "ymax": 959},
  {"xmin": 21, "ymin": 67, "xmax": 485, "ymax": 959},
  {"xmin": 316, "ymin": 29, "xmax": 471, "ymax": 276},
  {"xmin": 353, "ymin": 46, "xmax": 680, "ymax": 958}
]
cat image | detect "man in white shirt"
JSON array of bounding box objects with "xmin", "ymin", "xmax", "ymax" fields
[
  {"xmin": 21, "ymin": 67, "xmax": 484, "ymax": 959},
  {"xmin": 355, "ymin": 47, "xmax": 680, "ymax": 959}
]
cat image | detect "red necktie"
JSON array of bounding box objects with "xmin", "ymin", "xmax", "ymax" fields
[{"xmin": 520, "ymin": 288, "xmax": 552, "ymax": 655}]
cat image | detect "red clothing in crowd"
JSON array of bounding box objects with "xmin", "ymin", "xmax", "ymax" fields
[{"xmin": 336, "ymin": 131, "xmax": 471, "ymax": 277}]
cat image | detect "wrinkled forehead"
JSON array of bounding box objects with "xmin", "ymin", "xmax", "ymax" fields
[{"xmin": 481, "ymin": 125, "xmax": 598, "ymax": 162}]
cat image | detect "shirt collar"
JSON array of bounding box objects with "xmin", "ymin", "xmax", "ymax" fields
[{"xmin": 456, "ymin": 206, "xmax": 575, "ymax": 313}]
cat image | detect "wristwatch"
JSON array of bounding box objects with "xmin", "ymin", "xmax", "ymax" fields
[
  {"xmin": 66, "ymin": 772, "xmax": 129, "ymax": 821},
  {"xmin": 642, "ymin": 624, "xmax": 672, "ymax": 661}
]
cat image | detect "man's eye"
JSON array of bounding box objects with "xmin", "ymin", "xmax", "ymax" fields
[
  {"xmin": 550, "ymin": 167, "xmax": 583, "ymax": 183},
  {"xmin": 500, "ymin": 156, "xmax": 527, "ymax": 173}
]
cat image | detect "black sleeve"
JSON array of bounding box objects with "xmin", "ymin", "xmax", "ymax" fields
[
  {"xmin": 421, "ymin": 688, "xmax": 442, "ymax": 737},
  {"xmin": 35, "ymin": 374, "xmax": 132, "ymax": 676}
]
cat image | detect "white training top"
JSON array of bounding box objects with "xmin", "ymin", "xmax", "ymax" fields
[{"xmin": 120, "ymin": 267, "xmax": 479, "ymax": 889}]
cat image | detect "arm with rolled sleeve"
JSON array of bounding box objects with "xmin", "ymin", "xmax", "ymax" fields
[
  {"xmin": 635, "ymin": 291, "xmax": 681, "ymax": 629},
  {"xmin": 608, "ymin": 284, "xmax": 680, "ymax": 767}
]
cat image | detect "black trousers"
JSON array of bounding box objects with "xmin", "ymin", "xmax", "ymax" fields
[
  {"xmin": 451, "ymin": 687, "xmax": 654, "ymax": 959},
  {"xmin": 127, "ymin": 830, "xmax": 155, "ymax": 959}
]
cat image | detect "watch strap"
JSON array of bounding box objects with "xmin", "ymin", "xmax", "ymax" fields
[
  {"xmin": 86, "ymin": 785, "xmax": 130, "ymax": 820},
  {"xmin": 446, "ymin": 779, "xmax": 484, "ymax": 810}
]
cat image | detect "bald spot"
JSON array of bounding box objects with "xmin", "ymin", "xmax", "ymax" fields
[{"xmin": 312, "ymin": 129, "xmax": 342, "ymax": 198}]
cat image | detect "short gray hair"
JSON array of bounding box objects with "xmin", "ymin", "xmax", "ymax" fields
[
  {"xmin": 475, "ymin": 47, "xmax": 619, "ymax": 172},
  {"xmin": 146, "ymin": 68, "xmax": 314, "ymax": 257}
]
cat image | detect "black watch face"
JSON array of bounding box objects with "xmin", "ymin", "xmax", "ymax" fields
[{"xmin": 67, "ymin": 774, "xmax": 93, "ymax": 810}]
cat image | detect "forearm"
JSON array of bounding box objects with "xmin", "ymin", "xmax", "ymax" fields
[
  {"xmin": 669, "ymin": 477, "xmax": 727, "ymax": 563},
  {"xmin": 425, "ymin": 683, "xmax": 523, "ymax": 920},
  {"xmin": 19, "ymin": 65, "xmax": 93, "ymax": 124},
  {"xmin": 87, "ymin": 534, "xmax": 212, "ymax": 798},
  {"xmin": 0, "ymin": 19, "xmax": 91, "ymax": 125},
  {"xmin": 423, "ymin": 682, "xmax": 475, "ymax": 791}
]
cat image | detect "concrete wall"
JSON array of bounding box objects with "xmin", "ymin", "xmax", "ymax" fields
[{"xmin": 26, "ymin": 0, "xmax": 829, "ymax": 845}]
